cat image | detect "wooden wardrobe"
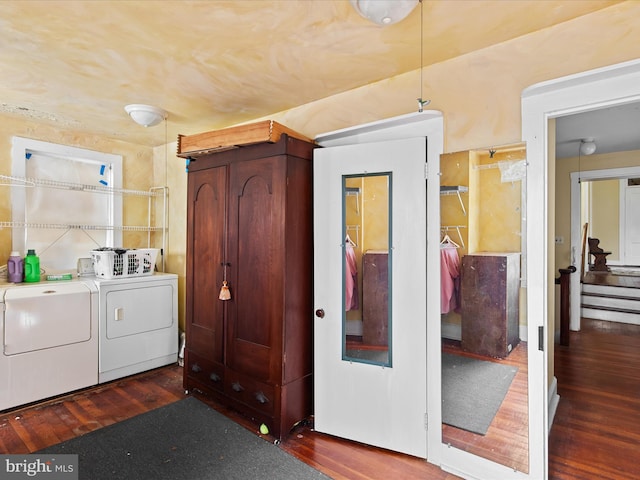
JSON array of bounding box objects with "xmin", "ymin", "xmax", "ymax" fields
[{"xmin": 183, "ymin": 134, "xmax": 315, "ymax": 439}]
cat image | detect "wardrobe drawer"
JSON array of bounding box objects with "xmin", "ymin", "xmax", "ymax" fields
[
  {"xmin": 224, "ymin": 370, "xmax": 277, "ymax": 416},
  {"xmin": 185, "ymin": 351, "xmax": 225, "ymax": 393}
]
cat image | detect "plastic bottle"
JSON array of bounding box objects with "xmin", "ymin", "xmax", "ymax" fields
[
  {"xmin": 7, "ymin": 251, "xmax": 24, "ymax": 283},
  {"xmin": 24, "ymin": 249, "xmax": 40, "ymax": 283}
]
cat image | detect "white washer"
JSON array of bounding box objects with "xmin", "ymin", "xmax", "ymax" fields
[
  {"xmin": 88, "ymin": 272, "xmax": 178, "ymax": 383},
  {"xmin": 0, "ymin": 280, "xmax": 99, "ymax": 411}
]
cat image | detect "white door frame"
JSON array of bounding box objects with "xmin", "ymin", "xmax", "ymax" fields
[
  {"xmin": 570, "ymin": 165, "xmax": 640, "ymax": 330},
  {"xmin": 621, "ymin": 178, "xmax": 640, "ymax": 265},
  {"xmin": 522, "ymin": 58, "xmax": 640, "ymax": 480}
]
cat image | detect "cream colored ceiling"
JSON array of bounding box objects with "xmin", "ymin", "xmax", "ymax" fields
[{"xmin": 0, "ymin": 0, "xmax": 621, "ymax": 147}]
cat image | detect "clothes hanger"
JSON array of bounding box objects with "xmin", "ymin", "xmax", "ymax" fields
[
  {"xmin": 345, "ymin": 233, "xmax": 356, "ymax": 247},
  {"xmin": 440, "ymin": 233, "xmax": 460, "ymax": 248}
]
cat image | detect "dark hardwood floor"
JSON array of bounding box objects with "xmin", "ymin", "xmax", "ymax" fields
[
  {"xmin": 1, "ymin": 319, "xmax": 638, "ymax": 479},
  {"xmin": 549, "ymin": 318, "xmax": 640, "ymax": 480},
  {"xmin": 0, "ymin": 364, "xmax": 457, "ymax": 479},
  {"xmin": 583, "ymin": 270, "xmax": 640, "ymax": 288}
]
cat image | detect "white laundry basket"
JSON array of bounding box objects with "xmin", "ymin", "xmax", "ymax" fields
[{"xmin": 91, "ymin": 248, "xmax": 159, "ymax": 279}]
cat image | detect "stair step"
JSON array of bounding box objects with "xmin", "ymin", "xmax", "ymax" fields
[
  {"xmin": 580, "ymin": 281, "xmax": 640, "ymax": 325},
  {"xmin": 582, "ymin": 283, "xmax": 640, "ymax": 298},
  {"xmin": 581, "ymin": 292, "xmax": 640, "ymax": 310},
  {"xmin": 581, "ymin": 306, "xmax": 640, "ymax": 325},
  {"xmin": 581, "ymin": 303, "xmax": 640, "ymax": 315},
  {"xmin": 582, "ymin": 291, "xmax": 640, "ymax": 301}
]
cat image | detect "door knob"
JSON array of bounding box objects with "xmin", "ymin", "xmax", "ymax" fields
[{"xmin": 315, "ymin": 309, "xmax": 325, "ymax": 318}]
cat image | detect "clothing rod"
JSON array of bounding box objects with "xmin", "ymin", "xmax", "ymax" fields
[
  {"xmin": 472, "ymin": 159, "xmax": 527, "ymax": 171},
  {"xmin": 440, "ymin": 225, "xmax": 466, "ymax": 249}
]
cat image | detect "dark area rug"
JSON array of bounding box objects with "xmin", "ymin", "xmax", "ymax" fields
[
  {"xmin": 442, "ymin": 352, "xmax": 518, "ymax": 435},
  {"xmin": 39, "ymin": 397, "xmax": 329, "ymax": 480}
]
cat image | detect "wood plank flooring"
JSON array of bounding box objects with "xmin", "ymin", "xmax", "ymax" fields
[
  {"xmin": 549, "ymin": 318, "xmax": 640, "ymax": 480},
  {"xmin": 441, "ymin": 340, "xmax": 529, "ymax": 473},
  {"xmin": 1, "ymin": 319, "xmax": 638, "ymax": 479}
]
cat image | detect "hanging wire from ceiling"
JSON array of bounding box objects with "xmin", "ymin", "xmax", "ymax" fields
[
  {"xmin": 577, "ymin": 139, "xmax": 582, "ymax": 185},
  {"xmin": 577, "ymin": 138, "xmax": 596, "ymax": 184},
  {"xmin": 417, "ymin": 0, "xmax": 430, "ymax": 112}
]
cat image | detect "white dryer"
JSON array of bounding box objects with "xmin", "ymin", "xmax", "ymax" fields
[
  {"xmin": 88, "ymin": 273, "xmax": 178, "ymax": 383},
  {"xmin": 0, "ymin": 280, "xmax": 98, "ymax": 411}
]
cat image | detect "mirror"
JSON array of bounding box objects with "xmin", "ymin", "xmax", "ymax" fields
[
  {"xmin": 342, "ymin": 172, "xmax": 392, "ymax": 367},
  {"xmin": 440, "ymin": 144, "xmax": 529, "ymax": 472}
]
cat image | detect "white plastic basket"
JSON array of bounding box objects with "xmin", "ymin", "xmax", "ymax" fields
[{"xmin": 90, "ymin": 248, "xmax": 159, "ymax": 279}]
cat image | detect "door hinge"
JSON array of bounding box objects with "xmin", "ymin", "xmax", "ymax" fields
[
  {"xmin": 538, "ymin": 326, "xmax": 544, "ymax": 351},
  {"xmin": 424, "ymin": 163, "xmax": 428, "ymax": 180},
  {"xmin": 424, "ymin": 413, "xmax": 428, "ymax": 431}
]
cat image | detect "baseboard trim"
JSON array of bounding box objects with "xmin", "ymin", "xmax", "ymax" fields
[
  {"xmin": 519, "ymin": 324, "xmax": 528, "ymax": 342},
  {"xmin": 441, "ymin": 322, "xmax": 461, "ymax": 341},
  {"xmin": 345, "ymin": 319, "xmax": 363, "ymax": 336}
]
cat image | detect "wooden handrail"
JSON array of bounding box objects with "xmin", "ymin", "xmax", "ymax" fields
[{"xmin": 556, "ymin": 266, "xmax": 577, "ymax": 346}]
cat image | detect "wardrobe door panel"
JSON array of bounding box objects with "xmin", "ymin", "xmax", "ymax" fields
[
  {"xmin": 186, "ymin": 166, "xmax": 227, "ymax": 363},
  {"xmin": 227, "ymin": 156, "xmax": 286, "ymax": 382}
]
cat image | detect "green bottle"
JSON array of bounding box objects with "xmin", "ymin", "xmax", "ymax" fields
[{"xmin": 24, "ymin": 249, "xmax": 40, "ymax": 283}]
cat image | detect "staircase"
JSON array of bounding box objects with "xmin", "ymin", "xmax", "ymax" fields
[{"xmin": 581, "ymin": 283, "xmax": 640, "ymax": 325}]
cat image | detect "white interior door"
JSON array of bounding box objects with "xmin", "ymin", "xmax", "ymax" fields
[
  {"xmin": 623, "ymin": 183, "xmax": 640, "ymax": 265},
  {"xmin": 313, "ymin": 136, "xmax": 428, "ymax": 458}
]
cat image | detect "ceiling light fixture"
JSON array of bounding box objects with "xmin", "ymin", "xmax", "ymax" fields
[
  {"xmin": 350, "ymin": 0, "xmax": 419, "ymax": 26},
  {"xmin": 124, "ymin": 104, "xmax": 167, "ymax": 127},
  {"xmin": 580, "ymin": 137, "xmax": 597, "ymax": 156}
]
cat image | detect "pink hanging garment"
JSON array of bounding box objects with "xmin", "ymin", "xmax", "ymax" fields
[
  {"xmin": 440, "ymin": 246, "xmax": 460, "ymax": 314},
  {"xmin": 345, "ymin": 242, "xmax": 359, "ymax": 311}
]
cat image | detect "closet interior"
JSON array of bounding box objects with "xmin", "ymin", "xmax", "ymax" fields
[
  {"xmin": 440, "ymin": 144, "xmax": 526, "ymax": 347},
  {"xmin": 440, "ymin": 143, "xmax": 530, "ymax": 472}
]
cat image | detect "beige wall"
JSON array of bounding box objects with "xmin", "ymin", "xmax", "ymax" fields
[
  {"xmin": 590, "ymin": 179, "xmax": 620, "ymax": 260},
  {"xmin": 155, "ymin": 141, "xmax": 187, "ymax": 329},
  {"xmin": 472, "ymin": 149, "xmax": 524, "ymax": 253},
  {"xmin": 2, "ymin": 1, "xmax": 640, "ymax": 334}
]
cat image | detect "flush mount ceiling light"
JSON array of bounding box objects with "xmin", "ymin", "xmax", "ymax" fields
[
  {"xmin": 124, "ymin": 104, "xmax": 167, "ymax": 127},
  {"xmin": 350, "ymin": 0, "xmax": 419, "ymax": 25},
  {"xmin": 580, "ymin": 137, "xmax": 597, "ymax": 156}
]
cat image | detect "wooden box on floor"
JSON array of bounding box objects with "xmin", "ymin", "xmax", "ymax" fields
[
  {"xmin": 460, "ymin": 252, "xmax": 520, "ymax": 358},
  {"xmin": 362, "ymin": 250, "xmax": 389, "ymax": 346}
]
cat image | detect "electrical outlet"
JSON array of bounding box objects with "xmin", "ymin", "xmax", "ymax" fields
[{"xmin": 555, "ymin": 236, "xmax": 564, "ymax": 244}]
